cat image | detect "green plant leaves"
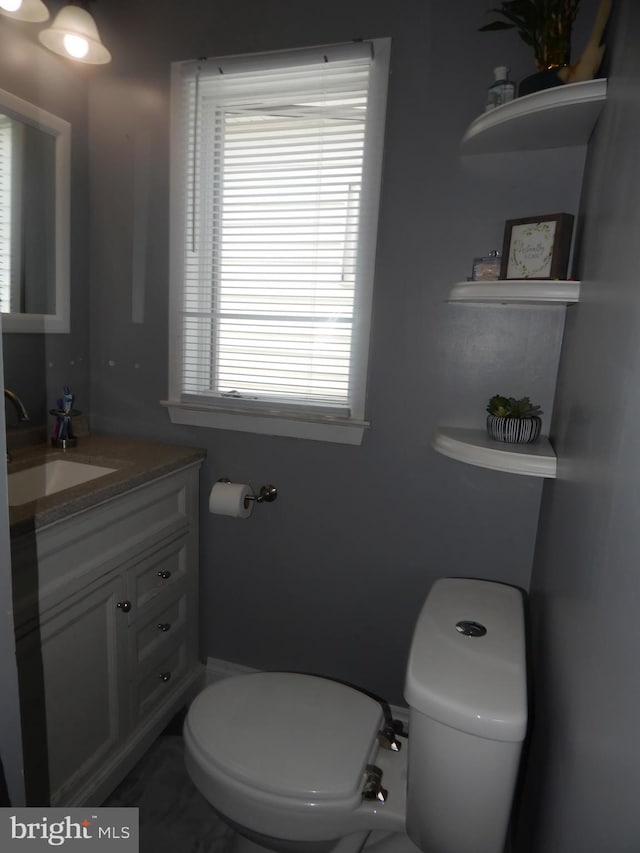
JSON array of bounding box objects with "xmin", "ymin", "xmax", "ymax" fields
[
  {"xmin": 478, "ymin": 0, "xmax": 581, "ymax": 67},
  {"xmin": 486, "ymin": 395, "xmax": 543, "ymax": 418}
]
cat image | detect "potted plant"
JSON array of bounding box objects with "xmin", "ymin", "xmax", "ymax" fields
[
  {"xmin": 486, "ymin": 394, "xmax": 543, "ymax": 444},
  {"xmin": 478, "ymin": 0, "xmax": 611, "ymax": 96},
  {"xmin": 479, "ymin": 0, "xmax": 581, "ymax": 73}
]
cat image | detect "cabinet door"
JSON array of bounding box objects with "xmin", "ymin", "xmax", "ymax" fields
[{"xmin": 17, "ymin": 574, "xmax": 128, "ymax": 806}]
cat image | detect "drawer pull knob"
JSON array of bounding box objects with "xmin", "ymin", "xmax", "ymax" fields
[
  {"xmin": 157, "ymin": 623, "xmax": 171, "ymax": 632},
  {"xmin": 160, "ymin": 671, "xmax": 172, "ymax": 682},
  {"xmin": 157, "ymin": 570, "xmax": 171, "ymax": 580},
  {"xmin": 116, "ymin": 600, "xmax": 132, "ymax": 613}
]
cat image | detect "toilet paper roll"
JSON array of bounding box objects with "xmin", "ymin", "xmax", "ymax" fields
[{"xmin": 208, "ymin": 482, "xmax": 254, "ymax": 518}]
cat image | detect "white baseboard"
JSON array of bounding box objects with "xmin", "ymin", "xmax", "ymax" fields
[
  {"xmin": 205, "ymin": 657, "xmax": 410, "ymax": 732},
  {"xmin": 205, "ymin": 656, "xmax": 260, "ymax": 683}
]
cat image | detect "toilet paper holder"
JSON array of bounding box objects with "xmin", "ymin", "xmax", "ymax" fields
[{"xmin": 217, "ymin": 479, "xmax": 278, "ymax": 506}]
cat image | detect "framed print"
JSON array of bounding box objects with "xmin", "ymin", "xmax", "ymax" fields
[{"xmin": 500, "ymin": 213, "xmax": 574, "ymax": 280}]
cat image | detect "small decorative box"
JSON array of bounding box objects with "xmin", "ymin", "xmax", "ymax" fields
[{"xmin": 471, "ymin": 250, "xmax": 501, "ymax": 282}]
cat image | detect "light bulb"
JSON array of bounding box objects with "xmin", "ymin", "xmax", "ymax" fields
[
  {"xmin": 0, "ymin": 0, "xmax": 48, "ymax": 22},
  {"xmin": 63, "ymin": 32, "xmax": 89, "ymax": 59},
  {"xmin": 39, "ymin": 4, "xmax": 111, "ymax": 64}
]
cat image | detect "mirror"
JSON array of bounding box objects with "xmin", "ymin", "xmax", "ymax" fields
[{"xmin": 0, "ymin": 86, "xmax": 70, "ymax": 333}]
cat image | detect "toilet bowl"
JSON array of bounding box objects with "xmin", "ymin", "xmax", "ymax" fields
[
  {"xmin": 184, "ymin": 671, "xmax": 406, "ymax": 853},
  {"xmin": 184, "ymin": 578, "xmax": 528, "ymax": 853}
]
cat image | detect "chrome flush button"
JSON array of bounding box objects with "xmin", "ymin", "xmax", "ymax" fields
[{"xmin": 456, "ymin": 620, "xmax": 487, "ymax": 637}]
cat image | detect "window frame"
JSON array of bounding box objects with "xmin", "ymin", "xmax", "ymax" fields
[{"xmin": 164, "ymin": 39, "xmax": 390, "ymax": 445}]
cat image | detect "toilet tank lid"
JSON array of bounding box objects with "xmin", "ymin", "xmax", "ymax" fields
[{"xmin": 404, "ymin": 578, "xmax": 527, "ymax": 742}]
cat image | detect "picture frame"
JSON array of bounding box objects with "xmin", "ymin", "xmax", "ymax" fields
[{"xmin": 500, "ymin": 213, "xmax": 574, "ymax": 280}]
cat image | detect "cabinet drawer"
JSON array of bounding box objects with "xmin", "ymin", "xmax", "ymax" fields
[
  {"xmin": 135, "ymin": 640, "xmax": 188, "ymax": 720},
  {"xmin": 126, "ymin": 538, "xmax": 188, "ymax": 617},
  {"xmin": 133, "ymin": 592, "xmax": 187, "ymax": 668}
]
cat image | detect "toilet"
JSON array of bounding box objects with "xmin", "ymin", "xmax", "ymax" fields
[{"xmin": 184, "ymin": 578, "xmax": 527, "ymax": 853}]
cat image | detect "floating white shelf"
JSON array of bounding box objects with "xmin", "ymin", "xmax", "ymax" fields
[
  {"xmin": 432, "ymin": 427, "xmax": 557, "ymax": 478},
  {"xmin": 448, "ymin": 279, "xmax": 580, "ymax": 305},
  {"xmin": 461, "ymin": 78, "xmax": 607, "ymax": 155},
  {"xmin": 437, "ymin": 81, "xmax": 598, "ymax": 477}
]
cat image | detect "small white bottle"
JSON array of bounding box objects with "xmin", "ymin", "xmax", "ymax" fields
[{"xmin": 485, "ymin": 66, "xmax": 516, "ymax": 111}]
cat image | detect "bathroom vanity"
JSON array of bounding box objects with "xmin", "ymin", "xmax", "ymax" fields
[{"xmin": 8, "ymin": 436, "xmax": 205, "ymax": 807}]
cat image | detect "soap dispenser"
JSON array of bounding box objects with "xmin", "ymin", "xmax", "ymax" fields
[{"xmin": 486, "ymin": 66, "xmax": 516, "ymax": 111}]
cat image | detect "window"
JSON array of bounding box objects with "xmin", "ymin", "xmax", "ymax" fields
[{"xmin": 165, "ymin": 40, "xmax": 390, "ymax": 444}]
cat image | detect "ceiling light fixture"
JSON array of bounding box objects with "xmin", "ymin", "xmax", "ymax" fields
[
  {"xmin": 38, "ymin": 2, "xmax": 111, "ymax": 64},
  {"xmin": 0, "ymin": 0, "xmax": 49, "ymax": 22}
]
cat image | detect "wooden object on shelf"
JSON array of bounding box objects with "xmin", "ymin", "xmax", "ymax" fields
[{"xmin": 563, "ymin": 0, "xmax": 612, "ymax": 85}]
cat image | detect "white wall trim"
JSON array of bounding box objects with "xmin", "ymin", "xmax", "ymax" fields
[
  {"xmin": 205, "ymin": 656, "xmax": 410, "ymax": 731},
  {"xmin": 205, "ymin": 656, "xmax": 260, "ymax": 682},
  {"xmin": 162, "ymin": 401, "xmax": 368, "ymax": 445}
]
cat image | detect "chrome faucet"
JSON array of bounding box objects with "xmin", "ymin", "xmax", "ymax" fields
[
  {"xmin": 4, "ymin": 388, "xmax": 30, "ymax": 462},
  {"xmin": 4, "ymin": 389, "xmax": 30, "ymax": 423}
]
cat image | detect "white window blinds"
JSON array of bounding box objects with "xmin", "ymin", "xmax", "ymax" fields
[{"xmin": 169, "ymin": 40, "xmax": 389, "ymax": 434}]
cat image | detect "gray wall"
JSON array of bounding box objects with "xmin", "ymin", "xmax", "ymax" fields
[
  {"xmin": 0, "ymin": 326, "xmax": 24, "ymax": 806},
  {"xmin": 516, "ymin": 2, "xmax": 640, "ymax": 850},
  {"xmin": 0, "ymin": 11, "xmax": 91, "ymax": 806},
  {"xmin": 86, "ymin": 0, "xmax": 592, "ymax": 705},
  {"xmin": 0, "ymin": 14, "xmax": 90, "ymax": 425}
]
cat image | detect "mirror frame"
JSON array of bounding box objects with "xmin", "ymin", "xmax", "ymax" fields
[{"xmin": 0, "ymin": 86, "xmax": 70, "ymax": 334}]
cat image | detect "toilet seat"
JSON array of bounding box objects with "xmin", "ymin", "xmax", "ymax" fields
[
  {"xmin": 187, "ymin": 672, "xmax": 383, "ymax": 801},
  {"xmin": 184, "ymin": 672, "xmax": 406, "ymax": 841}
]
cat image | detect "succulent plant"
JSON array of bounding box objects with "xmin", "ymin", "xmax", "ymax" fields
[{"xmin": 486, "ymin": 394, "xmax": 543, "ymax": 418}]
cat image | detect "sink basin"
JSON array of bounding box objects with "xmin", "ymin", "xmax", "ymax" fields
[{"xmin": 8, "ymin": 459, "xmax": 117, "ymax": 506}]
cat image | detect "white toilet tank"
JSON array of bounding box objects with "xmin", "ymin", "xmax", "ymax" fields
[{"xmin": 404, "ymin": 578, "xmax": 527, "ymax": 853}]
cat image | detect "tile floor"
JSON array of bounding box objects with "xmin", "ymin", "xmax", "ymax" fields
[{"xmin": 104, "ymin": 731, "xmax": 235, "ymax": 853}]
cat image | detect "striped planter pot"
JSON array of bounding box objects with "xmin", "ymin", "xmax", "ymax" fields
[{"xmin": 486, "ymin": 415, "xmax": 542, "ymax": 444}]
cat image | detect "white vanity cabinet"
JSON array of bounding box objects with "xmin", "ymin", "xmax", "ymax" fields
[
  {"xmin": 11, "ymin": 461, "xmax": 203, "ymax": 807},
  {"xmin": 16, "ymin": 573, "xmax": 128, "ymax": 807}
]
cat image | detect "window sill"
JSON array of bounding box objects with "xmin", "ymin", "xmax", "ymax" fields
[{"xmin": 161, "ymin": 400, "xmax": 369, "ymax": 445}]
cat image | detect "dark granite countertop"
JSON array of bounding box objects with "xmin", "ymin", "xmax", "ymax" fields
[{"xmin": 8, "ymin": 434, "xmax": 206, "ymax": 535}]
